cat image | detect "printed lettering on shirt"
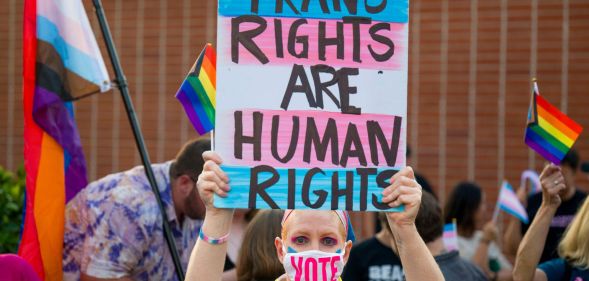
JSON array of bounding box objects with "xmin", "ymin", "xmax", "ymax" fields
[
  {"xmin": 550, "ymin": 215, "xmax": 575, "ymax": 228},
  {"xmin": 368, "ymin": 265, "xmax": 404, "ymax": 281}
]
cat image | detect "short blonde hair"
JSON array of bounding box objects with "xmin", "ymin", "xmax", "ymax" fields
[{"xmin": 558, "ymin": 198, "xmax": 589, "ymax": 269}]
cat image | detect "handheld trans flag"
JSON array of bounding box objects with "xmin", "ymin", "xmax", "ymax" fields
[
  {"xmin": 494, "ymin": 181, "xmax": 529, "ymax": 224},
  {"xmin": 525, "ymin": 80, "xmax": 583, "ymax": 164},
  {"xmin": 443, "ymin": 219, "xmax": 459, "ymax": 252},
  {"xmin": 176, "ymin": 43, "xmax": 217, "ymax": 135},
  {"xmin": 521, "ymin": 170, "xmax": 541, "ymax": 195}
]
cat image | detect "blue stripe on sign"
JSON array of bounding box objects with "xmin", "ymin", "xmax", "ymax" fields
[
  {"xmin": 213, "ymin": 165, "xmax": 405, "ymax": 212},
  {"xmin": 218, "ymin": 0, "xmax": 409, "ymax": 23}
]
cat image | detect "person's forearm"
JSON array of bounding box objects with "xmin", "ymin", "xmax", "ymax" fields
[
  {"xmin": 391, "ymin": 224, "xmax": 444, "ymax": 281},
  {"xmin": 471, "ymin": 241, "xmax": 491, "ymax": 274},
  {"xmin": 498, "ymin": 269, "xmax": 514, "ymax": 281},
  {"xmin": 513, "ymin": 206, "xmax": 556, "ymax": 281},
  {"xmin": 186, "ymin": 209, "xmax": 234, "ymax": 281},
  {"xmin": 503, "ymin": 216, "xmax": 522, "ymax": 258}
]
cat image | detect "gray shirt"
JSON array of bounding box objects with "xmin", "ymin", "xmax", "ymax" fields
[{"xmin": 435, "ymin": 251, "xmax": 488, "ymax": 281}]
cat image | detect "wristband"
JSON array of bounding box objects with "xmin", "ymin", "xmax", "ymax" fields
[{"xmin": 199, "ymin": 228, "xmax": 229, "ymax": 245}]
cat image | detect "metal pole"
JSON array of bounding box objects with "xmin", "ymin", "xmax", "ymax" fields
[{"xmin": 91, "ymin": 1, "xmax": 185, "ymax": 279}]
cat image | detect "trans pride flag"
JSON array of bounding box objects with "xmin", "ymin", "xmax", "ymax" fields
[
  {"xmin": 521, "ymin": 170, "xmax": 542, "ymax": 195},
  {"xmin": 20, "ymin": 0, "xmax": 110, "ymax": 279},
  {"xmin": 525, "ymin": 81, "xmax": 583, "ymax": 164},
  {"xmin": 443, "ymin": 219, "xmax": 459, "ymax": 252},
  {"xmin": 495, "ymin": 181, "xmax": 529, "ymax": 224},
  {"xmin": 176, "ymin": 44, "xmax": 216, "ymax": 135}
]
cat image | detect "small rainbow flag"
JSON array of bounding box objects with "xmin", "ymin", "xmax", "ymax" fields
[
  {"xmin": 443, "ymin": 219, "xmax": 459, "ymax": 252},
  {"xmin": 525, "ymin": 80, "xmax": 583, "ymax": 164},
  {"xmin": 176, "ymin": 43, "xmax": 216, "ymax": 135}
]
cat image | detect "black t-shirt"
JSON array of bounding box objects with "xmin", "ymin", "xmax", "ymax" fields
[
  {"xmin": 522, "ymin": 190, "xmax": 586, "ymax": 263},
  {"xmin": 415, "ymin": 172, "xmax": 435, "ymax": 198},
  {"xmin": 342, "ymin": 237, "xmax": 404, "ymax": 281},
  {"xmin": 224, "ymin": 255, "xmax": 235, "ymax": 271}
]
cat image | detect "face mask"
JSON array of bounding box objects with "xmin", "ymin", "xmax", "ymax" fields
[{"xmin": 282, "ymin": 246, "xmax": 345, "ymax": 281}]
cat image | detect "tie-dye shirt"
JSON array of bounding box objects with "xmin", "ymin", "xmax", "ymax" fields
[{"xmin": 63, "ymin": 161, "xmax": 202, "ymax": 281}]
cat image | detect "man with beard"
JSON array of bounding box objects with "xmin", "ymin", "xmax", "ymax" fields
[{"xmin": 63, "ymin": 138, "xmax": 210, "ymax": 281}]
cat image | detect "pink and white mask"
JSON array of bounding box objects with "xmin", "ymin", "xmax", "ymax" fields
[{"xmin": 282, "ymin": 247, "xmax": 345, "ymax": 281}]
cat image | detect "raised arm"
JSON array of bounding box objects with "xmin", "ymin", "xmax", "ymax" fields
[
  {"xmin": 503, "ymin": 213, "xmax": 523, "ymax": 261},
  {"xmin": 471, "ymin": 221, "xmax": 498, "ymax": 277},
  {"xmin": 383, "ymin": 167, "xmax": 445, "ymax": 281},
  {"xmin": 513, "ymin": 165, "xmax": 564, "ymax": 281},
  {"xmin": 503, "ymin": 184, "xmax": 528, "ymax": 261},
  {"xmin": 186, "ymin": 151, "xmax": 234, "ymax": 281}
]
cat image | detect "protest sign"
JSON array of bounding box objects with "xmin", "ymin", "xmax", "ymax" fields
[{"xmin": 214, "ymin": 0, "xmax": 409, "ymax": 211}]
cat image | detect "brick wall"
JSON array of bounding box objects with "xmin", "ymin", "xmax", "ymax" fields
[{"xmin": 1, "ymin": 0, "xmax": 588, "ymax": 239}]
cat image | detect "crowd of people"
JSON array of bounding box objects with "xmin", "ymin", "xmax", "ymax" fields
[
  {"xmin": 2, "ymin": 138, "xmax": 587, "ymax": 281},
  {"xmin": 183, "ymin": 141, "xmax": 588, "ymax": 281}
]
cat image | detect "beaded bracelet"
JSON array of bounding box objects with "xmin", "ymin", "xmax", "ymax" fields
[{"xmin": 199, "ymin": 228, "xmax": 229, "ymax": 245}]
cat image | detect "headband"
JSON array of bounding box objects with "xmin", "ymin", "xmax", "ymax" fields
[{"xmin": 281, "ymin": 210, "xmax": 356, "ymax": 242}]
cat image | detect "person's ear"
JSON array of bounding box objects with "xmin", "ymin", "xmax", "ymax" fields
[
  {"xmin": 343, "ymin": 240, "xmax": 353, "ymax": 263},
  {"xmin": 275, "ymin": 237, "xmax": 285, "ymax": 263},
  {"xmin": 176, "ymin": 174, "xmax": 193, "ymax": 195}
]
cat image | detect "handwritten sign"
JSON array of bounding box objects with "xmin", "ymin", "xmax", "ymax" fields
[{"xmin": 214, "ymin": 0, "xmax": 409, "ymax": 211}]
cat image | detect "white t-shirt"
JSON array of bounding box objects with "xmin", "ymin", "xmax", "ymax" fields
[{"xmin": 457, "ymin": 231, "xmax": 512, "ymax": 271}]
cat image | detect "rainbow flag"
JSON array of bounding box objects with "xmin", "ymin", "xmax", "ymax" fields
[
  {"xmin": 442, "ymin": 219, "xmax": 459, "ymax": 252},
  {"xmin": 497, "ymin": 181, "xmax": 529, "ymax": 224},
  {"xmin": 176, "ymin": 44, "xmax": 216, "ymax": 135},
  {"xmin": 525, "ymin": 81, "xmax": 583, "ymax": 164},
  {"xmin": 20, "ymin": 0, "xmax": 110, "ymax": 279}
]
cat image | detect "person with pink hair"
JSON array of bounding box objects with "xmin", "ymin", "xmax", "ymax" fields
[{"xmin": 185, "ymin": 151, "xmax": 444, "ymax": 281}]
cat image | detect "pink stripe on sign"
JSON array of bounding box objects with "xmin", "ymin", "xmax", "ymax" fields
[
  {"xmin": 219, "ymin": 109, "xmax": 406, "ymax": 168},
  {"xmin": 220, "ymin": 16, "xmax": 407, "ymax": 70}
]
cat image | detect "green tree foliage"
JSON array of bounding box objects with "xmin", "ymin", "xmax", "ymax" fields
[{"xmin": 0, "ymin": 166, "xmax": 25, "ymax": 253}]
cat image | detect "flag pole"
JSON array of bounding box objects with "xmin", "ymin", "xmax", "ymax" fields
[{"xmin": 91, "ymin": 1, "xmax": 185, "ymax": 279}]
